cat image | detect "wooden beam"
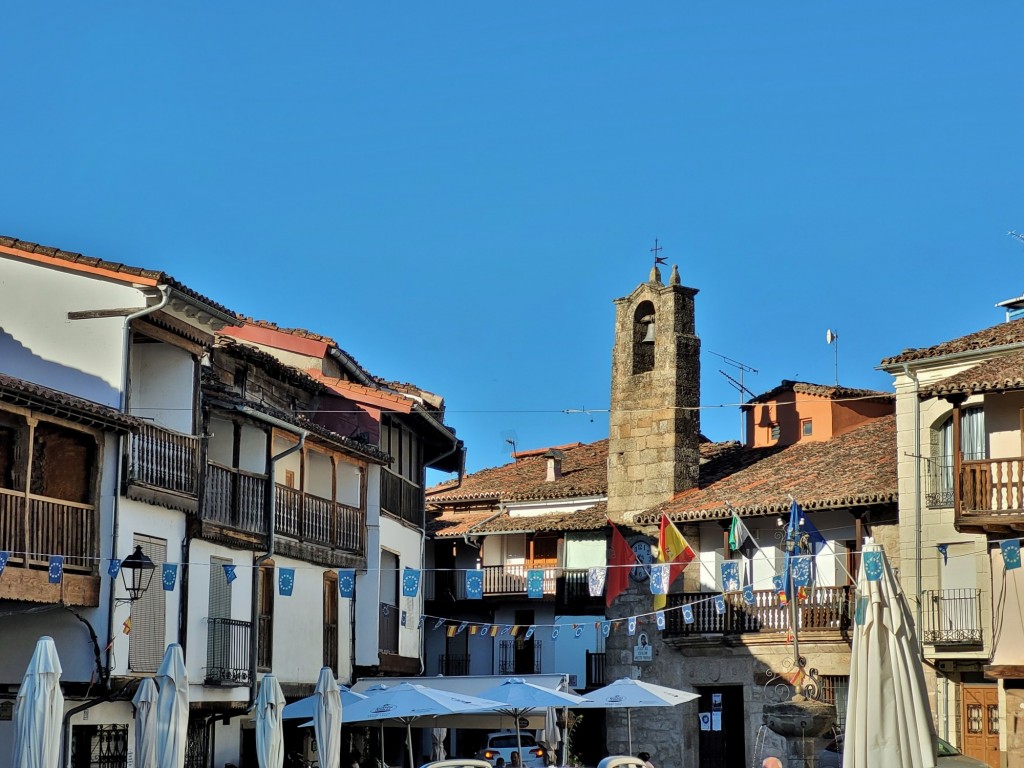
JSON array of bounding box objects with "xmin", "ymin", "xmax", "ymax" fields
[
  {"xmin": 68, "ymin": 307, "xmax": 147, "ymax": 320},
  {"xmin": 984, "ymin": 664, "xmax": 1024, "ymax": 680},
  {"xmin": 132, "ymin": 318, "xmax": 206, "ymax": 357},
  {"xmin": 0, "ymin": 569, "xmax": 99, "ymax": 607}
]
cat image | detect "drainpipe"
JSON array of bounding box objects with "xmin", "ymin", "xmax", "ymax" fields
[
  {"xmin": 237, "ymin": 406, "xmax": 306, "ymax": 706},
  {"xmin": 901, "ymin": 363, "xmax": 923, "ymax": 653},
  {"xmin": 105, "ymin": 286, "xmax": 171, "ymax": 685}
]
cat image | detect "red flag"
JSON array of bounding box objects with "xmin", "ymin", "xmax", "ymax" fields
[{"xmin": 607, "ymin": 522, "xmax": 638, "ymax": 607}]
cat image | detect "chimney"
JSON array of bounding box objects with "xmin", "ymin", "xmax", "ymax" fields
[{"xmin": 543, "ymin": 449, "xmax": 564, "ymax": 481}]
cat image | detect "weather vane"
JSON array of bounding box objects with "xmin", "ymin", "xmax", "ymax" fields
[{"xmin": 650, "ymin": 238, "xmax": 667, "ymax": 267}]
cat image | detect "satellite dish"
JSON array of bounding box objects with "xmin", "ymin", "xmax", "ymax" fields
[{"xmin": 826, "ymin": 329, "xmax": 837, "ymax": 345}]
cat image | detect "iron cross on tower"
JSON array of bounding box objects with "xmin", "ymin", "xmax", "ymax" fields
[{"xmin": 650, "ymin": 238, "xmax": 667, "ymax": 267}]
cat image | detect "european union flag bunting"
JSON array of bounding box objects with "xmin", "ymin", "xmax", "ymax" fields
[
  {"xmin": 790, "ymin": 555, "xmax": 811, "ymax": 588},
  {"xmin": 338, "ymin": 569, "xmax": 355, "ymax": 598},
  {"xmin": 714, "ymin": 595, "xmax": 726, "ymax": 616},
  {"xmin": 650, "ymin": 564, "xmax": 669, "ymax": 595},
  {"xmin": 627, "ymin": 616, "xmax": 637, "ymax": 636},
  {"xmin": 588, "ymin": 567, "xmax": 606, "ymax": 597},
  {"xmin": 434, "ymin": 617, "xmax": 445, "ymax": 630},
  {"xmin": 107, "ymin": 558, "xmax": 122, "ymax": 578},
  {"xmin": 48, "ymin": 556, "xmax": 64, "ymax": 584},
  {"xmin": 863, "ymin": 551, "xmax": 884, "ymax": 581},
  {"xmin": 527, "ymin": 569, "xmax": 544, "ymax": 598},
  {"xmin": 223, "ymin": 564, "xmax": 237, "ymax": 584},
  {"xmin": 1001, "ymin": 539, "xmax": 1022, "ymax": 571},
  {"xmin": 465, "ymin": 570, "xmax": 483, "ymax": 599},
  {"xmin": 401, "ymin": 610, "xmax": 407, "ymax": 627},
  {"xmin": 524, "ymin": 625, "xmax": 535, "ymax": 640},
  {"xmin": 551, "ymin": 626, "xmax": 561, "ymax": 640},
  {"xmin": 402, "ymin": 568, "xmax": 421, "ymax": 598},
  {"xmin": 656, "ymin": 610, "xmax": 666, "ymax": 630},
  {"xmin": 573, "ymin": 624, "xmax": 584, "ymax": 638},
  {"xmin": 279, "ymin": 568, "xmax": 295, "ymax": 596},
  {"xmin": 0, "ymin": 551, "xmax": 9, "ymax": 578},
  {"xmin": 743, "ymin": 585, "xmax": 755, "ymax": 605},
  {"xmin": 721, "ymin": 561, "xmax": 740, "ymax": 593},
  {"xmin": 682, "ymin": 604, "xmax": 694, "ymax": 624},
  {"xmin": 162, "ymin": 563, "xmax": 177, "ymax": 591}
]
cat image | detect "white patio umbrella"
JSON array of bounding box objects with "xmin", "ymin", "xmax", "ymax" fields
[
  {"xmin": 343, "ymin": 682, "xmax": 502, "ymax": 768},
  {"xmin": 282, "ymin": 683, "xmax": 366, "ymax": 720},
  {"xmin": 255, "ymin": 674, "xmax": 286, "ymax": 768},
  {"xmin": 573, "ymin": 677, "xmax": 700, "ymax": 755},
  {"xmin": 12, "ymin": 635, "xmax": 64, "ymax": 768},
  {"xmin": 154, "ymin": 643, "xmax": 189, "ymax": 768},
  {"xmin": 475, "ymin": 678, "xmax": 589, "ymax": 762},
  {"xmin": 844, "ymin": 542, "xmax": 937, "ymax": 768},
  {"xmin": 313, "ymin": 667, "xmax": 344, "ymax": 768},
  {"xmin": 132, "ymin": 677, "xmax": 159, "ymax": 768}
]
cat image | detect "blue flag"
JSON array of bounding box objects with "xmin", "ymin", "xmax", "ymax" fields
[
  {"xmin": 650, "ymin": 564, "xmax": 669, "ymax": 595},
  {"xmin": 602, "ymin": 621, "xmax": 611, "ymax": 638},
  {"xmin": 656, "ymin": 610, "xmax": 666, "ymax": 630},
  {"xmin": 743, "ymin": 585, "xmax": 755, "ymax": 605},
  {"xmin": 551, "ymin": 626, "xmax": 560, "ymax": 640},
  {"xmin": 402, "ymin": 568, "xmax": 420, "ymax": 598},
  {"xmin": 338, "ymin": 569, "xmax": 355, "ymax": 598},
  {"xmin": 162, "ymin": 563, "xmax": 177, "ymax": 591},
  {"xmin": 0, "ymin": 551, "xmax": 9, "ymax": 578},
  {"xmin": 279, "ymin": 568, "xmax": 295, "ymax": 596},
  {"xmin": 401, "ymin": 610, "xmax": 407, "ymax": 627},
  {"xmin": 682, "ymin": 604, "xmax": 694, "ymax": 624},
  {"xmin": 526, "ymin": 569, "xmax": 544, "ymax": 598},
  {"xmin": 223, "ymin": 564, "xmax": 237, "ymax": 584},
  {"xmin": 573, "ymin": 624, "xmax": 584, "ymax": 639},
  {"xmin": 790, "ymin": 555, "xmax": 812, "ymax": 588},
  {"xmin": 863, "ymin": 551, "xmax": 884, "ymax": 581},
  {"xmin": 48, "ymin": 556, "xmax": 64, "ymax": 584},
  {"xmin": 1001, "ymin": 539, "xmax": 1021, "ymax": 571},
  {"xmin": 466, "ymin": 570, "xmax": 483, "ymax": 599},
  {"xmin": 434, "ymin": 617, "xmax": 445, "ymax": 630},
  {"xmin": 714, "ymin": 595, "xmax": 726, "ymax": 616},
  {"xmin": 627, "ymin": 616, "xmax": 637, "ymax": 636},
  {"xmin": 107, "ymin": 558, "xmax": 122, "ymax": 578},
  {"xmin": 524, "ymin": 625, "xmax": 535, "ymax": 640},
  {"xmin": 721, "ymin": 561, "xmax": 740, "ymax": 593}
]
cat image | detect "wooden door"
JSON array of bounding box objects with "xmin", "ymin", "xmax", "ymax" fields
[
  {"xmin": 697, "ymin": 686, "xmax": 746, "ymax": 768},
  {"xmin": 962, "ymin": 684, "xmax": 999, "ymax": 767}
]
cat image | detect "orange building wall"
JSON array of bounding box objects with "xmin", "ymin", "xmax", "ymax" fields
[{"xmin": 744, "ymin": 391, "xmax": 893, "ymax": 448}]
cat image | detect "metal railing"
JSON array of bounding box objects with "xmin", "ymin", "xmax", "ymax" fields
[
  {"xmin": 586, "ymin": 651, "xmax": 606, "ymax": 689},
  {"xmin": 128, "ymin": 423, "xmax": 200, "ymax": 496},
  {"xmin": 922, "ymin": 589, "xmax": 983, "ymax": 645},
  {"xmin": 482, "ymin": 565, "xmax": 559, "ymax": 595},
  {"xmin": 664, "ymin": 586, "xmax": 853, "ymax": 638},
  {"xmin": 498, "ymin": 639, "xmax": 543, "ymax": 675},
  {"xmin": 206, "ymin": 617, "xmax": 251, "ymax": 685},
  {"xmin": 379, "ymin": 602, "xmax": 399, "ymax": 654},
  {"xmin": 437, "ymin": 654, "xmax": 470, "ymax": 676},
  {"xmin": 381, "ymin": 469, "xmax": 425, "ymax": 529},
  {"xmin": 0, "ymin": 488, "xmax": 96, "ymax": 573}
]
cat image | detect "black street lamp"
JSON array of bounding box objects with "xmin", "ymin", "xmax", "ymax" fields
[{"xmin": 119, "ymin": 545, "xmax": 156, "ymax": 602}]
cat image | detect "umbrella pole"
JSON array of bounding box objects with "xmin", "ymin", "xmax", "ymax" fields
[
  {"xmin": 627, "ymin": 708, "xmax": 633, "ymax": 756},
  {"xmin": 516, "ymin": 710, "xmax": 523, "ymax": 761},
  {"xmin": 380, "ymin": 722, "xmax": 385, "ymax": 767},
  {"xmin": 407, "ymin": 721, "xmax": 414, "ymax": 768}
]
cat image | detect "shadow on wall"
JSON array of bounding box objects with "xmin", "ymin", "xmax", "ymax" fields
[{"xmin": 0, "ymin": 328, "xmax": 120, "ymax": 407}]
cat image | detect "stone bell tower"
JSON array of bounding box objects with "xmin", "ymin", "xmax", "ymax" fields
[{"xmin": 607, "ymin": 261, "xmax": 701, "ymax": 520}]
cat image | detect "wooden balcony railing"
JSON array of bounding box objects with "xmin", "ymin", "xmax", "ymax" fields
[
  {"xmin": 959, "ymin": 458, "xmax": 1024, "ymax": 527},
  {"xmin": 205, "ymin": 463, "xmax": 267, "ymax": 534},
  {"xmin": 206, "ymin": 617, "xmax": 251, "ymax": 686},
  {"xmin": 0, "ymin": 487, "xmax": 96, "ymax": 572},
  {"xmin": 275, "ymin": 485, "xmax": 364, "ymax": 555},
  {"xmin": 922, "ymin": 589, "xmax": 983, "ymax": 646},
  {"xmin": 379, "ymin": 602, "xmax": 399, "ymax": 654},
  {"xmin": 128, "ymin": 423, "xmax": 200, "ymax": 496},
  {"xmin": 381, "ymin": 469, "xmax": 425, "ymax": 529},
  {"xmin": 664, "ymin": 586, "xmax": 853, "ymax": 639},
  {"xmin": 482, "ymin": 565, "xmax": 559, "ymax": 596}
]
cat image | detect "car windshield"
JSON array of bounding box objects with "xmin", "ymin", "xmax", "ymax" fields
[
  {"xmin": 936, "ymin": 738, "xmax": 961, "ymax": 757},
  {"xmin": 490, "ymin": 736, "xmax": 537, "ymax": 748}
]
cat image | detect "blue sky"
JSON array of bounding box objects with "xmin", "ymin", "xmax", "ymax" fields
[{"xmin": 2, "ymin": 3, "xmax": 1023, "ymax": 474}]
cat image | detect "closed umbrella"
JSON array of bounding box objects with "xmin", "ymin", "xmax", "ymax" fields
[
  {"xmin": 132, "ymin": 677, "xmax": 159, "ymax": 768},
  {"xmin": 431, "ymin": 727, "xmax": 447, "ymax": 760},
  {"xmin": 844, "ymin": 542, "xmax": 937, "ymax": 768},
  {"xmin": 255, "ymin": 675, "xmax": 286, "ymax": 768},
  {"xmin": 343, "ymin": 682, "xmax": 502, "ymax": 768},
  {"xmin": 313, "ymin": 667, "xmax": 343, "ymax": 768},
  {"xmin": 12, "ymin": 635, "xmax": 64, "ymax": 768},
  {"xmin": 475, "ymin": 678, "xmax": 589, "ymax": 762},
  {"xmin": 573, "ymin": 677, "xmax": 699, "ymax": 755},
  {"xmin": 154, "ymin": 643, "xmax": 189, "ymax": 768}
]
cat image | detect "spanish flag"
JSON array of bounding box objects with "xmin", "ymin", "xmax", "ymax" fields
[
  {"xmin": 446, "ymin": 625, "xmax": 457, "ymax": 637},
  {"xmin": 654, "ymin": 515, "xmax": 696, "ymax": 610}
]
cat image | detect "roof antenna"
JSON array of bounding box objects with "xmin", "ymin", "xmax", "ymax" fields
[
  {"xmin": 501, "ymin": 429, "xmax": 519, "ymax": 459},
  {"xmin": 709, "ymin": 351, "xmax": 758, "ymax": 443},
  {"xmin": 826, "ymin": 329, "xmax": 839, "ymax": 386}
]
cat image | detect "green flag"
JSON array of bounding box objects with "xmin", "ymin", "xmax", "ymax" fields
[{"xmin": 729, "ymin": 513, "xmax": 752, "ymax": 551}]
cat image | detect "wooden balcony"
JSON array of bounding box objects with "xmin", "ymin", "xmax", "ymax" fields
[
  {"xmin": 0, "ymin": 487, "xmax": 99, "ymax": 606},
  {"xmin": 275, "ymin": 485, "xmax": 364, "ymax": 555},
  {"xmin": 204, "ymin": 463, "xmax": 267, "ymax": 535},
  {"xmin": 663, "ymin": 586, "xmax": 853, "ymax": 642},
  {"xmin": 381, "ymin": 469, "xmax": 425, "ymax": 529},
  {"xmin": 482, "ymin": 564, "xmax": 559, "ymax": 596},
  {"xmin": 127, "ymin": 423, "xmax": 200, "ymax": 510},
  {"xmin": 956, "ymin": 458, "xmax": 1024, "ymax": 532}
]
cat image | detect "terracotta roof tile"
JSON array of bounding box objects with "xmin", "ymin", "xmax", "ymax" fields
[
  {"xmin": 470, "ymin": 506, "xmax": 610, "ymax": 535},
  {"xmin": 634, "ymin": 414, "xmax": 897, "ymax": 524},
  {"xmin": 428, "ymin": 510, "xmax": 499, "ymax": 537},
  {"xmin": 744, "ymin": 380, "xmax": 893, "ymax": 407},
  {"xmin": 0, "ymin": 235, "xmax": 239, "ymax": 320},
  {"xmin": 881, "ymin": 318, "xmax": 1024, "ymax": 366},
  {"xmin": 922, "ymin": 349, "xmax": 1024, "ymax": 397},
  {"xmin": 214, "ymin": 336, "xmax": 329, "ymax": 393},
  {"xmin": 238, "ymin": 318, "xmax": 341, "ymax": 349},
  {"xmin": 0, "ymin": 373, "xmax": 141, "ymax": 432}
]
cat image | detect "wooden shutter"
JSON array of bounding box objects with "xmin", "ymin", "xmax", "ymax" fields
[{"xmin": 129, "ymin": 535, "xmax": 167, "ymax": 673}]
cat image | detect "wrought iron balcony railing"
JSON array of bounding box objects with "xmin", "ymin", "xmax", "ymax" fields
[
  {"xmin": 922, "ymin": 588, "xmax": 983, "ymax": 645},
  {"xmin": 206, "ymin": 617, "xmax": 251, "ymax": 686},
  {"xmin": 437, "ymin": 654, "xmax": 470, "ymax": 676}
]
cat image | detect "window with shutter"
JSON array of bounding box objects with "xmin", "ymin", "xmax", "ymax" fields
[{"xmin": 129, "ymin": 535, "xmax": 167, "ymax": 673}]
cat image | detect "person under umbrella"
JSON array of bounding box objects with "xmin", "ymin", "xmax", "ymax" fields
[
  {"xmin": 12, "ymin": 635, "xmax": 64, "ymax": 768},
  {"xmin": 255, "ymin": 674, "xmax": 286, "ymax": 768},
  {"xmin": 132, "ymin": 677, "xmax": 159, "ymax": 768}
]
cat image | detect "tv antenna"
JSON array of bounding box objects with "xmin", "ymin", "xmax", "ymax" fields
[
  {"xmin": 500, "ymin": 429, "xmax": 519, "ymax": 459},
  {"xmin": 709, "ymin": 351, "xmax": 758, "ymax": 442},
  {"xmin": 1009, "ymin": 231, "xmax": 1024, "ymax": 245},
  {"xmin": 826, "ymin": 329, "xmax": 839, "ymax": 386}
]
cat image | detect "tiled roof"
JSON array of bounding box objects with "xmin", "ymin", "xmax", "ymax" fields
[
  {"xmin": 306, "ymin": 371, "xmax": 414, "ymax": 413},
  {"xmin": 634, "ymin": 414, "xmax": 897, "ymax": 524},
  {"xmin": 237, "ymin": 318, "xmax": 342, "ymax": 349},
  {"xmin": 880, "ymin": 318, "xmax": 1024, "ymax": 366},
  {"xmin": 0, "ymin": 373, "xmax": 141, "ymax": 432},
  {"xmin": 922, "ymin": 349, "xmax": 1024, "ymax": 398},
  {"xmin": 427, "ymin": 438, "xmax": 741, "ymax": 504},
  {"xmin": 214, "ymin": 337, "xmax": 329, "ymax": 393},
  {"xmin": 428, "ymin": 510, "xmax": 500, "ymax": 538},
  {"xmin": 744, "ymin": 380, "xmax": 893, "ymax": 407},
  {"xmin": 470, "ymin": 505, "xmax": 610, "ymax": 535},
  {"xmin": 427, "ymin": 440, "xmax": 611, "ymax": 503},
  {"xmin": 0, "ymin": 235, "xmax": 239, "ymax": 320}
]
